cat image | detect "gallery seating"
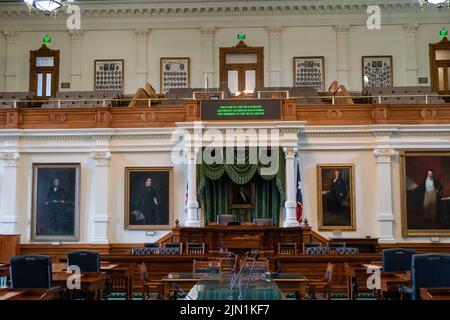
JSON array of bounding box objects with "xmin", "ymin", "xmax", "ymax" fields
[
  {"xmin": 382, "ymin": 248, "xmax": 416, "ymax": 272},
  {"xmin": 0, "ymin": 91, "xmax": 35, "ymax": 108},
  {"xmin": 10, "ymin": 255, "xmax": 52, "ymax": 289},
  {"xmin": 67, "ymin": 251, "xmax": 100, "ymax": 272},
  {"xmin": 41, "ymin": 90, "xmax": 123, "ymax": 108},
  {"xmin": 399, "ymin": 253, "xmax": 450, "ymax": 300},
  {"xmin": 364, "ymin": 86, "xmax": 445, "ymax": 104}
]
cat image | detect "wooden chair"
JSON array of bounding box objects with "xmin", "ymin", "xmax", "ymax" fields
[
  {"xmin": 138, "ymin": 263, "xmax": 161, "ymax": 300},
  {"xmin": 307, "ymin": 262, "xmax": 335, "ymax": 300},
  {"xmin": 278, "ymin": 242, "xmax": 297, "ymax": 255},
  {"xmin": 186, "ymin": 243, "xmax": 205, "ymax": 255}
]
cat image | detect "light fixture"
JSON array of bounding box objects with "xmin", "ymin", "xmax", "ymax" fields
[
  {"xmin": 24, "ymin": 0, "xmax": 74, "ymax": 14},
  {"xmin": 418, "ymin": 0, "xmax": 450, "ymax": 9}
]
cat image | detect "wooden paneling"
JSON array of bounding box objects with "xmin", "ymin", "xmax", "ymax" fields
[
  {"xmin": 2, "ymin": 103, "xmax": 450, "ymax": 129},
  {"xmin": 0, "ymin": 235, "xmax": 20, "ymax": 264}
]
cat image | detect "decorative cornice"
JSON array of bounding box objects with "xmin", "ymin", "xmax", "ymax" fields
[
  {"xmin": 0, "ymin": 152, "xmax": 19, "ymax": 167},
  {"xmin": 90, "ymin": 151, "xmax": 111, "ymax": 166}
]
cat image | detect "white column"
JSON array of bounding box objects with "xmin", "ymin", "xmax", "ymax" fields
[
  {"xmin": 0, "ymin": 152, "xmax": 20, "ymax": 234},
  {"xmin": 200, "ymin": 27, "xmax": 215, "ymax": 88},
  {"xmin": 267, "ymin": 26, "xmax": 282, "ymax": 87},
  {"xmin": 135, "ymin": 28, "xmax": 150, "ymax": 87},
  {"xmin": 403, "ymin": 24, "xmax": 418, "ymax": 86},
  {"xmin": 283, "ymin": 147, "xmax": 300, "ymax": 227},
  {"xmin": 373, "ymin": 148, "xmax": 396, "ymax": 243},
  {"xmin": 185, "ymin": 147, "xmax": 202, "ymax": 227},
  {"xmin": 69, "ymin": 30, "xmax": 84, "ymax": 91},
  {"xmin": 90, "ymin": 151, "xmax": 111, "ymax": 243},
  {"xmin": 334, "ymin": 25, "xmax": 350, "ymax": 87},
  {"xmin": 3, "ymin": 31, "xmax": 18, "ymax": 91}
]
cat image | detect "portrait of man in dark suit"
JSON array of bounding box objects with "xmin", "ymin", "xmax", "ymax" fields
[
  {"xmin": 32, "ymin": 164, "xmax": 80, "ymax": 241},
  {"xmin": 415, "ymin": 170, "xmax": 443, "ymax": 223},
  {"xmin": 318, "ymin": 165, "xmax": 355, "ymax": 231},
  {"xmin": 229, "ymin": 182, "xmax": 255, "ymax": 209},
  {"xmin": 126, "ymin": 168, "xmax": 172, "ymax": 230}
]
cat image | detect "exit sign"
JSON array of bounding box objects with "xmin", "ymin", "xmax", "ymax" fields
[
  {"xmin": 440, "ymin": 28, "xmax": 448, "ymax": 37},
  {"xmin": 237, "ymin": 33, "xmax": 246, "ymax": 40},
  {"xmin": 43, "ymin": 35, "xmax": 51, "ymax": 44}
]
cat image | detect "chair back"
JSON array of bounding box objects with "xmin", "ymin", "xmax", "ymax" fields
[
  {"xmin": 217, "ymin": 214, "xmax": 235, "ymax": 225},
  {"xmin": 324, "ymin": 262, "xmax": 335, "ymax": 283},
  {"xmin": 10, "ymin": 255, "xmax": 52, "ymax": 289},
  {"xmin": 144, "ymin": 243, "xmax": 160, "ymax": 248},
  {"xmin": 278, "ymin": 242, "xmax": 298, "ymax": 254},
  {"xmin": 241, "ymin": 258, "xmax": 269, "ymax": 277},
  {"xmin": 382, "ymin": 248, "xmax": 416, "ymax": 272},
  {"xmin": 193, "ymin": 260, "xmax": 222, "ymax": 277},
  {"xmin": 164, "ymin": 243, "xmax": 183, "ymax": 254},
  {"xmin": 67, "ymin": 251, "xmax": 100, "ymax": 272},
  {"xmin": 411, "ymin": 254, "xmax": 450, "ymax": 300},
  {"xmin": 186, "ymin": 243, "xmax": 205, "ymax": 255},
  {"xmin": 303, "ymin": 242, "xmax": 321, "ymax": 252},
  {"xmin": 328, "ymin": 241, "xmax": 346, "ymax": 248},
  {"xmin": 253, "ymin": 218, "xmax": 273, "ymax": 226}
]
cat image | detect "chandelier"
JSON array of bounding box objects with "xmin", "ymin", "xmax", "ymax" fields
[
  {"xmin": 24, "ymin": 0, "xmax": 74, "ymax": 14},
  {"xmin": 418, "ymin": 0, "xmax": 450, "ymax": 9}
]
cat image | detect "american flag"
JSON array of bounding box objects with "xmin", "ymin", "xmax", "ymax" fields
[{"xmin": 296, "ymin": 158, "xmax": 303, "ymax": 223}]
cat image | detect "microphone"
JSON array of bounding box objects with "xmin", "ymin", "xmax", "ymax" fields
[
  {"xmin": 171, "ymin": 283, "xmax": 193, "ymax": 300},
  {"xmin": 228, "ymin": 251, "xmax": 250, "ymax": 300},
  {"xmin": 242, "ymin": 250, "xmax": 260, "ymax": 300}
]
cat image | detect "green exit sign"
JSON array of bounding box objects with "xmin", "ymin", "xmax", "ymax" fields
[
  {"xmin": 440, "ymin": 28, "xmax": 448, "ymax": 37},
  {"xmin": 237, "ymin": 33, "xmax": 246, "ymax": 40},
  {"xmin": 43, "ymin": 35, "xmax": 51, "ymax": 44}
]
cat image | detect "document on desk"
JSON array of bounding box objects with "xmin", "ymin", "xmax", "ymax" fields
[
  {"xmin": 0, "ymin": 292, "xmax": 22, "ymax": 300},
  {"xmin": 101, "ymin": 264, "xmax": 119, "ymax": 270}
]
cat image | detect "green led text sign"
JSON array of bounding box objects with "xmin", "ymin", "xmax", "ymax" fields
[{"xmin": 201, "ymin": 99, "xmax": 281, "ymax": 120}]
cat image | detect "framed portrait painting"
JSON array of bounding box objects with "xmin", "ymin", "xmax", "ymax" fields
[
  {"xmin": 160, "ymin": 57, "xmax": 190, "ymax": 94},
  {"xmin": 317, "ymin": 164, "xmax": 356, "ymax": 231},
  {"xmin": 293, "ymin": 56, "xmax": 325, "ymax": 91},
  {"xmin": 362, "ymin": 55, "xmax": 393, "ymax": 88},
  {"xmin": 228, "ymin": 180, "xmax": 256, "ymax": 209},
  {"xmin": 125, "ymin": 167, "xmax": 173, "ymax": 230},
  {"xmin": 94, "ymin": 59, "xmax": 124, "ymax": 91},
  {"xmin": 400, "ymin": 151, "xmax": 450, "ymax": 236},
  {"xmin": 31, "ymin": 164, "xmax": 80, "ymax": 242}
]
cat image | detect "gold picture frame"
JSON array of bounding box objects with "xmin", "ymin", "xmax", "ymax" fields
[
  {"xmin": 317, "ymin": 164, "xmax": 356, "ymax": 231},
  {"xmin": 400, "ymin": 151, "xmax": 450, "ymax": 237},
  {"xmin": 31, "ymin": 163, "xmax": 81, "ymax": 242},
  {"xmin": 228, "ymin": 180, "xmax": 256, "ymax": 209},
  {"xmin": 124, "ymin": 167, "xmax": 173, "ymax": 230},
  {"xmin": 160, "ymin": 57, "xmax": 190, "ymax": 95}
]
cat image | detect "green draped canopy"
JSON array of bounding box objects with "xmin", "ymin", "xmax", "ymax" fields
[{"xmin": 197, "ymin": 147, "xmax": 285, "ymax": 224}]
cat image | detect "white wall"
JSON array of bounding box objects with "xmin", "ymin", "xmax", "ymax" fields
[{"xmin": 1, "ymin": 23, "xmax": 449, "ymax": 94}]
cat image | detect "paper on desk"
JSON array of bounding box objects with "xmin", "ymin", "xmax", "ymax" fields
[{"xmin": 101, "ymin": 264, "xmax": 119, "ymax": 270}]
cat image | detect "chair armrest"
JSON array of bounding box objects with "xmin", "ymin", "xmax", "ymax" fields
[{"xmin": 398, "ymin": 286, "xmax": 413, "ymax": 296}]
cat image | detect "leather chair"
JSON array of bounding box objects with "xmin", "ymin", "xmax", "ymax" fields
[
  {"xmin": 217, "ymin": 214, "xmax": 235, "ymax": 225},
  {"xmin": 382, "ymin": 248, "xmax": 416, "ymax": 272},
  {"xmin": 10, "ymin": 255, "xmax": 52, "ymax": 289},
  {"xmin": 303, "ymin": 242, "xmax": 321, "ymax": 253},
  {"xmin": 253, "ymin": 218, "xmax": 273, "ymax": 226},
  {"xmin": 193, "ymin": 260, "xmax": 221, "ymax": 277},
  {"xmin": 400, "ymin": 253, "xmax": 450, "ymax": 300},
  {"xmin": 67, "ymin": 251, "xmax": 100, "ymax": 272}
]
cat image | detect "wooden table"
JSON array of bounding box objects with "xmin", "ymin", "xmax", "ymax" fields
[
  {"xmin": 420, "ymin": 288, "xmax": 450, "ymax": 300},
  {"xmin": 344, "ymin": 262, "xmax": 382, "ymax": 300},
  {"xmin": 161, "ymin": 272, "xmax": 309, "ymax": 300},
  {"xmin": 0, "ymin": 287, "xmax": 64, "ymax": 300},
  {"xmin": 52, "ymin": 262, "xmax": 135, "ymax": 300},
  {"xmin": 380, "ymin": 272, "xmax": 410, "ymax": 299},
  {"xmin": 0, "ymin": 263, "xmax": 9, "ymax": 277},
  {"xmin": 52, "ymin": 272, "xmax": 106, "ymax": 300}
]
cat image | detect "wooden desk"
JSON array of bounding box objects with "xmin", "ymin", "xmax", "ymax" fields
[
  {"xmin": 379, "ymin": 272, "xmax": 410, "ymax": 299},
  {"xmin": 0, "ymin": 263, "xmax": 9, "ymax": 277},
  {"xmin": 420, "ymin": 288, "xmax": 450, "ymax": 300},
  {"xmin": 344, "ymin": 263, "xmax": 381, "ymax": 300},
  {"xmin": 0, "ymin": 287, "xmax": 63, "ymax": 300},
  {"xmin": 52, "ymin": 272, "xmax": 106, "ymax": 300},
  {"xmin": 52, "ymin": 262, "xmax": 135, "ymax": 300}
]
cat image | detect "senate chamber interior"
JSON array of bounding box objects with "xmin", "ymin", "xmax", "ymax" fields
[{"xmin": 1, "ymin": 0, "xmax": 450, "ymax": 307}]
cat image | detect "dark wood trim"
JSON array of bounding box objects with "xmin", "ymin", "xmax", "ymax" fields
[
  {"xmin": 429, "ymin": 37, "xmax": 450, "ymax": 94},
  {"xmin": 29, "ymin": 44, "xmax": 60, "ymax": 99}
]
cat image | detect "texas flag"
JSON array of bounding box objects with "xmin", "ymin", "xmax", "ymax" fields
[{"xmin": 296, "ymin": 158, "xmax": 303, "ymax": 223}]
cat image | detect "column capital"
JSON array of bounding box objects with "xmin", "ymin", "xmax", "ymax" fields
[
  {"xmin": 283, "ymin": 146, "xmax": 298, "ymax": 159},
  {"xmin": 373, "ymin": 148, "xmax": 396, "ymax": 163},
  {"xmin": 200, "ymin": 27, "xmax": 215, "ymax": 40},
  {"xmin": 91, "ymin": 151, "xmax": 111, "ymax": 166},
  {"xmin": 134, "ymin": 28, "xmax": 150, "ymax": 40},
  {"xmin": 267, "ymin": 25, "xmax": 283, "ymax": 40},
  {"xmin": 402, "ymin": 23, "xmax": 419, "ymax": 34},
  {"xmin": 3, "ymin": 31, "xmax": 18, "ymax": 42},
  {"xmin": 334, "ymin": 25, "xmax": 350, "ymax": 34},
  {"xmin": 0, "ymin": 152, "xmax": 19, "ymax": 167},
  {"xmin": 184, "ymin": 146, "xmax": 200, "ymax": 162},
  {"xmin": 69, "ymin": 30, "xmax": 84, "ymax": 42}
]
